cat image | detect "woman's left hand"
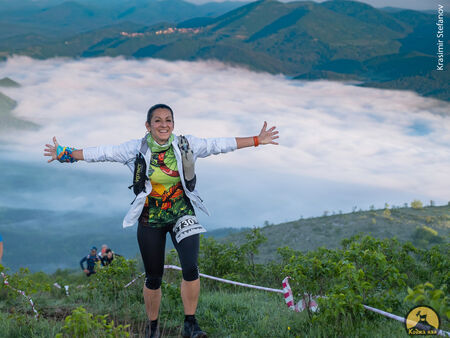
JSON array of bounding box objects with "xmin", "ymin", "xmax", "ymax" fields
[{"xmin": 258, "ymin": 121, "xmax": 279, "ymax": 145}]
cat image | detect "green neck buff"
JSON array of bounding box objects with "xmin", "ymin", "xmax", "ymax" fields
[{"xmin": 147, "ymin": 133, "xmax": 175, "ymax": 153}]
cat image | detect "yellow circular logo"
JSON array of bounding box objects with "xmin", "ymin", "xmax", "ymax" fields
[{"xmin": 405, "ymin": 306, "xmax": 440, "ymax": 335}]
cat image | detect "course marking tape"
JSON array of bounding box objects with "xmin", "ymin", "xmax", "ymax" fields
[
  {"xmin": 124, "ymin": 272, "xmax": 145, "ymax": 288},
  {"xmin": 124, "ymin": 265, "xmax": 284, "ymax": 293},
  {"xmin": 282, "ymin": 277, "xmax": 318, "ymax": 312},
  {"xmin": 1, "ymin": 272, "xmax": 39, "ymax": 319},
  {"xmin": 168, "ymin": 265, "xmax": 284, "ymax": 293}
]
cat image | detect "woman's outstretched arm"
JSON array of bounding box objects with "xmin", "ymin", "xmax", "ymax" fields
[
  {"xmin": 44, "ymin": 137, "xmax": 140, "ymax": 164},
  {"xmin": 236, "ymin": 121, "xmax": 279, "ymax": 149},
  {"xmin": 44, "ymin": 137, "xmax": 84, "ymax": 162},
  {"xmin": 187, "ymin": 121, "xmax": 279, "ymax": 159}
]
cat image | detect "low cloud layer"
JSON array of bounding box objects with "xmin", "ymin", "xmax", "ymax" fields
[{"xmin": 1, "ymin": 56, "xmax": 449, "ymax": 227}]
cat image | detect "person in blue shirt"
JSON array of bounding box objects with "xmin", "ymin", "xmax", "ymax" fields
[{"xmin": 80, "ymin": 246, "xmax": 102, "ymax": 276}]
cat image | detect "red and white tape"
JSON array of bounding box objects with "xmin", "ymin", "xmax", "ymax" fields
[
  {"xmin": 282, "ymin": 277, "xmax": 318, "ymax": 313},
  {"xmin": 1, "ymin": 272, "xmax": 39, "ymax": 319}
]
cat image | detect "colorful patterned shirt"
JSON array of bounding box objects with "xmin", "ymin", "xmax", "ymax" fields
[{"xmin": 139, "ymin": 135, "xmax": 195, "ymax": 227}]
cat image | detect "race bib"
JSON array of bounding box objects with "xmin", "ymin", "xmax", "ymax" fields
[{"xmin": 173, "ymin": 215, "xmax": 206, "ymax": 243}]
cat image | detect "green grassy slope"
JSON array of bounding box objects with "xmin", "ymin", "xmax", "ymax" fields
[
  {"xmin": 0, "ymin": 280, "xmax": 411, "ymax": 337},
  {"xmin": 225, "ymin": 204, "xmax": 450, "ymax": 261},
  {"xmin": 1, "ymin": 235, "xmax": 447, "ymax": 337}
]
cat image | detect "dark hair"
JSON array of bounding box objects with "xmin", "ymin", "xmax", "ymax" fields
[
  {"xmin": 147, "ymin": 104, "xmax": 174, "ymax": 123},
  {"xmin": 105, "ymin": 248, "xmax": 112, "ymax": 254}
]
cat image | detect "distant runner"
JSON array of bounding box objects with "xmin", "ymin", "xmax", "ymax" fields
[
  {"xmin": 101, "ymin": 248, "xmax": 121, "ymax": 266},
  {"xmin": 99, "ymin": 244, "xmax": 109, "ymax": 257},
  {"xmin": 80, "ymin": 246, "xmax": 102, "ymax": 277},
  {"xmin": 44, "ymin": 103, "xmax": 279, "ymax": 338}
]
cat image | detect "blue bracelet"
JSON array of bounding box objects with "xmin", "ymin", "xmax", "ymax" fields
[{"xmin": 56, "ymin": 145, "xmax": 78, "ymax": 163}]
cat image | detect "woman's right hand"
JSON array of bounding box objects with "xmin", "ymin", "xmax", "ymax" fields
[{"xmin": 44, "ymin": 136, "xmax": 60, "ymax": 163}]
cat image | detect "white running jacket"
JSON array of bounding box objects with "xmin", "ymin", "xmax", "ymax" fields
[{"xmin": 83, "ymin": 135, "xmax": 237, "ymax": 228}]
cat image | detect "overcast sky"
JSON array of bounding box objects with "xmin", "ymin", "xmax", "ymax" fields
[{"xmin": 0, "ymin": 56, "xmax": 449, "ymax": 229}]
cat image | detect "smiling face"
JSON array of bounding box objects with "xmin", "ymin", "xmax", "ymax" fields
[{"xmin": 146, "ymin": 108, "xmax": 174, "ymax": 145}]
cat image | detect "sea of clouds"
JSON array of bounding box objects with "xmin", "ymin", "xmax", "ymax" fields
[{"xmin": 0, "ymin": 56, "xmax": 449, "ymax": 228}]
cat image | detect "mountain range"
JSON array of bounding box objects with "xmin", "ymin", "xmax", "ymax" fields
[
  {"xmin": 0, "ymin": 0, "xmax": 246, "ymax": 39},
  {"xmin": 1, "ymin": 0, "xmax": 448, "ymax": 101}
]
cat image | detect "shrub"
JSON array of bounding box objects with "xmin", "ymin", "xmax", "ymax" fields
[
  {"xmin": 198, "ymin": 227, "xmax": 270, "ymax": 285},
  {"xmin": 412, "ymin": 225, "xmax": 444, "ymax": 246},
  {"xmin": 56, "ymin": 306, "xmax": 130, "ymax": 338},
  {"xmin": 282, "ymin": 236, "xmax": 417, "ymax": 334},
  {"xmin": 419, "ymin": 244, "xmax": 449, "ymax": 287},
  {"xmin": 411, "ymin": 200, "xmax": 423, "ymax": 209},
  {"xmin": 90, "ymin": 257, "xmax": 138, "ymax": 299}
]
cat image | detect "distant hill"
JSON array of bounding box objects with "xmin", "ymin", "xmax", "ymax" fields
[
  {"xmin": 0, "ymin": 92, "xmax": 16, "ymax": 112},
  {"xmin": 2, "ymin": 0, "xmax": 447, "ymax": 101},
  {"xmin": 0, "ymin": 77, "xmax": 20, "ymax": 88},
  {"xmin": 0, "ymin": 90, "xmax": 40, "ymax": 131},
  {"xmin": 0, "ymin": 0, "xmax": 247, "ymax": 39},
  {"xmin": 224, "ymin": 204, "xmax": 450, "ymax": 262}
]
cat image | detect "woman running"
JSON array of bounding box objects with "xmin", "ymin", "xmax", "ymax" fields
[{"xmin": 44, "ymin": 104, "xmax": 279, "ymax": 338}]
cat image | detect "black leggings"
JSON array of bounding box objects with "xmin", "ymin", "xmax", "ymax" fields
[{"xmin": 137, "ymin": 222, "xmax": 200, "ymax": 290}]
